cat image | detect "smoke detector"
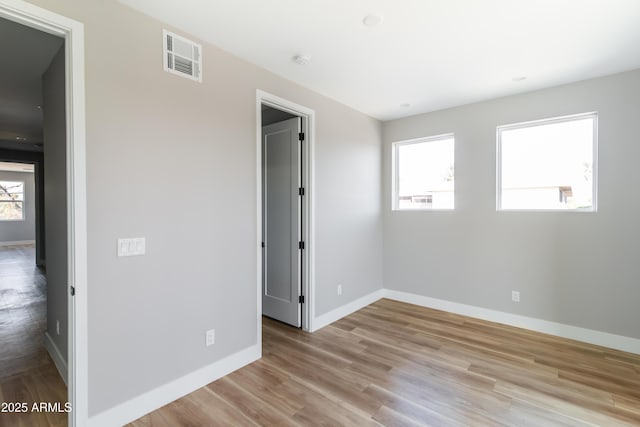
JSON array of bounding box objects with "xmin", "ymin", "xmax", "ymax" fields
[
  {"xmin": 292, "ymin": 54, "xmax": 311, "ymax": 65},
  {"xmin": 363, "ymin": 14, "xmax": 384, "ymax": 27}
]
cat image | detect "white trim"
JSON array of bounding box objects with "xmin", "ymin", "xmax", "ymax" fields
[
  {"xmin": 45, "ymin": 332, "xmax": 68, "ymax": 385},
  {"xmin": 87, "ymin": 345, "xmax": 260, "ymax": 427},
  {"xmin": 496, "ymin": 111, "xmax": 598, "ymax": 212},
  {"xmin": 391, "ymin": 133, "xmax": 455, "ymax": 212},
  {"xmin": 255, "ymin": 96, "xmax": 263, "ymax": 352},
  {"xmin": 591, "ymin": 112, "xmax": 599, "ymax": 211},
  {"xmin": 312, "ymin": 289, "xmax": 385, "ymax": 332},
  {"xmin": 383, "ymin": 289, "xmax": 640, "ymax": 355},
  {"xmin": 497, "ymin": 111, "xmax": 598, "ymax": 131},
  {"xmin": 66, "ymin": 12, "xmax": 89, "ymax": 427},
  {"xmin": 0, "ymin": 2, "xmax": 88, "ymax": 426},
  {"xmin": 0, "ymin": 239, "xmax": 35, "ymax": 247},
  {"xmin": 256, "ymin": 90, "xmax": 316, "ymax": 332}
]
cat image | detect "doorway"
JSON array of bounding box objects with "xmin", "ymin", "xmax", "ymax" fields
[
  {"xmin": 0, "ymin": 2, "xmax": 87, "ymax": 426},
  {"xmin": 0, "ymin": 11, "xmax": 69, "ymax": 425},
  {"xmin": 257, "ymin": 91, "xmax": 314, "ymax": 332}
]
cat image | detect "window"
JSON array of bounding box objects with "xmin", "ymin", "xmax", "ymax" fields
[
  {"xmin": 393, "ymin": 134, "xmax": 455, "ymax": 210},
  {"xmin": 0, "ymin": 181, "xmax": 25, "ymax": 220},
  {"xmin": 497, "ymin": 113, "xmax": 597, "ymax": 211}
]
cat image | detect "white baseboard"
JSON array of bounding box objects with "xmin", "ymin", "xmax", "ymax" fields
[
  {"xmin": 312, "ymin": 288, "xmax": 385, "ymax": 332},
  {"xmin": 383, "ymin": 289, "xmax": 640, "ymax": 355},
  {"xmin": 88, "ymin": 344, "xmax": 260, "ymax": 427},
  {"xmin": 0, "ymin": 240, "xmax": 35, "ymax": 247},
  {"xmin": 44, "ymin": 332, "xmax": 68, "ymax": 385},
  {"xmin": 76, "ymin": 289, "xmax": 638, "ymax": 426}
]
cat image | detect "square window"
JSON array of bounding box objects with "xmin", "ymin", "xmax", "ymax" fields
[
  {"xmin": 0, "ymin": 181, "xmax": 25, "ymax": 220},
  {"xmin": 393, "ymin": 135, "xmax": 455, "ymax": 210},
  {"xmin": 497, "ymin": 113, "xmax": 597, "ymax": 211}
]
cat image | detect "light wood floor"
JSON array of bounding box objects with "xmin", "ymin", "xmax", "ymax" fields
[
  {"xmin": 0, "ymin": 245, "xmax": 67, "ymax": 427},
  {"xmin": 130, "ymin": 298, "xmax": 640, "ymax": 426}
]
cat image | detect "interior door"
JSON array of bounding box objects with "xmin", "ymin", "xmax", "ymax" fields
[{"xmin": 262, "ymin": 117, "xmax": 302, "ymax": 327}]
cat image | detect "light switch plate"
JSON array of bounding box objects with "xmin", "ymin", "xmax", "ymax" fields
[{"xmin": 117, "ymin": 237, "xmax": 146, "ymax": 256}]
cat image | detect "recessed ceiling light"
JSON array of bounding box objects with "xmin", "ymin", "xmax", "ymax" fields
[
  {"xmin": 512, "ymin": 76, "xmax": 527, "ymax": 82},
  {"xmin": 400, "ymin": 103, "xmax": 411, "ymax": 108},
  {"xmin": 292, "ymin": 54, "xmax": 311, "ymax": 65},
  {"xmin": 363, "ymin": 13, "xmax": 384, "ymax": 27}
]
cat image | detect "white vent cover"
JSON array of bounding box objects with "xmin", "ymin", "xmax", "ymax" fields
[{"xmin": 163, "ymin": 29, "xmax": 202, "ymax": 82}]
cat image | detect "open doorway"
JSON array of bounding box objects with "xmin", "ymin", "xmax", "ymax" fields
[
  {"xmin": 0, "ymin": 11, "xmax": 68, "ymax": 417},
  {"xmin": 257, "ymin": 91, "xmax": 314, "ymax": 333},
  {"xmin": 0, "ymin": 4, "xmax": 87, "ymax": 423}
]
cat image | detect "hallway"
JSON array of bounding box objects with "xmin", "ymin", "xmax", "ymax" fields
[{"xmin": 0, "ymin": 245, "xmax": 67, "ymax": 426}]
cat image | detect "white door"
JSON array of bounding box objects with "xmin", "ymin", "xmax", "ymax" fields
[{"xmin": 262, "ymin": 117, "xmax": 302, "ymax": 327}]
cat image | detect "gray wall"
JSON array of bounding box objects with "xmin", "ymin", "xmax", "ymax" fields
[
  {"xmin": 27, "ymin": 0, "xmax": 383, "ymax": 416},
  {"xmin": 383, "ymin": 69, "xmax": 640, "ymax": 340},
  {"xmin": 0, "ymin": 170, "xmax": 35, "ymax": 243},
  {"xmin": 43, "ymin": 46, "xmax": 68, "ymax": 362}
]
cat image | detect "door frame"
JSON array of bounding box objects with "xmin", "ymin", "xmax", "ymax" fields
[
  {"xmin": 0, "ymin": 1, "xmax": 87, "ymax": 426},
  {"xmin": 256, "ymin": 90, "xmax": 315, "ymax": 337}
]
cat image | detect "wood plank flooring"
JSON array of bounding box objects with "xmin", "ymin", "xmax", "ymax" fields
[
  {"xmin": 0, "ymin": 245, "xmax": 67, "ymax": 427},
  {"xmin": 130, "ymin": 298, "xmax": 640, "ymax": 426}
]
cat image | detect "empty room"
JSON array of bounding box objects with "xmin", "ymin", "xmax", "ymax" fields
[{"xmin": 0, "ymin": 0, "xmax": 639, "ymax": 426}]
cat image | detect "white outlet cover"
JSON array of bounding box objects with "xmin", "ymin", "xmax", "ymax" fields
[
  {"xmin": 206, "ymin": 329, "xmax": 215, "ymax": 346},
  {"xmin": 512, "ymin": 291, "xmax": 521, "ymax": 302}
]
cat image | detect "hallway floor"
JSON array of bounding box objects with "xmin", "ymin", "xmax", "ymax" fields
[{"xmin": 0, "ymin": 245, "xmax": 67, "ymax": 426}]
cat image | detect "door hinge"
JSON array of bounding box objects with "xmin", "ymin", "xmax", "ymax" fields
[
  {"xmin": 70, "ymin": 286, "xmax": 76, "ymax": 296},
  {"xmin": 299, "ymin": 295, "xmax": 305, "ymax": 304},
  {"xmin": 298, "ymin": 187, "xmax": 305, "ymax": 196},
  {"xmin": 261, "ymin": 242, "xmax": 265, "ymax": 248},
  {"xmin": 298, "ymin": 241, "xmax": 305, "ymax": 250},
  {"xmin": 299, "ymin": 132, "xmax": 305, "ymax": 141}
]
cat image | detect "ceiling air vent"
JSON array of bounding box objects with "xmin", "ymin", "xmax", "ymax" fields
[{"xmin": 163, "ymin": 29, "xmax": 202, "ymax": 82}]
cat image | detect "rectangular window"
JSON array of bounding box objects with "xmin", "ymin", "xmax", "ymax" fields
[
  {"xmin": 497, "ymin": 113, "xmax": 597, "ymax": 211},
  {"xmin": 0, "ymin": 181, "xmax": 25, "ymax": 220},
  {"xmin": 393, "ymin": 134, "xmax": 455, "ymax": 210}
]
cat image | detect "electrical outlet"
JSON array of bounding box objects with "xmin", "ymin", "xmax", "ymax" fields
[
  {"xmin": 511, "ymin": 291, "xmax": 521, "ymax": 302},
  {"xmin": 337, "ymin": 284, "xmax": 343, "ymax": 296},
  {"xmin": 206, "ymin": 329, "xmax": 215, "ymax": 347},
  {"xmin": 56, "ymin": 320, "xmax": 60, "ymax": 335}
]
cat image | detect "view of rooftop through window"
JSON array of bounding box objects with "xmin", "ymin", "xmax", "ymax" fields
[
  {"xmin": 0, "ymin": 181, "xmax": 25, "ymax": 220},
  {"xmin": 498, "ymin": 113, "xmax": 596, "ymax": 211},
  {"xmin": 395, "ymin": 135, "xmax": 455, "ymax": 210}
]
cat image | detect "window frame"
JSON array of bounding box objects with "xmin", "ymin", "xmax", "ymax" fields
[
  {"xmin": 392, "ymin": 133, "xmax": 455, "ymax": 211},
  {"xmin": 0, "ymin": 180, "xmax": 26, "ymax": 221},
  {"xmin": 496, "ymin": 112, "xmax": 598, "ymax": 213}
]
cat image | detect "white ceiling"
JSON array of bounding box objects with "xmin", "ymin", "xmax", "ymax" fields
[
  {"xmin": 0, "ymin": 17, "xmax": 63, "ymax": 149},
  {"xmin": 121, "ymin": 0, "xmax": 640, "ymax": 121}
]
